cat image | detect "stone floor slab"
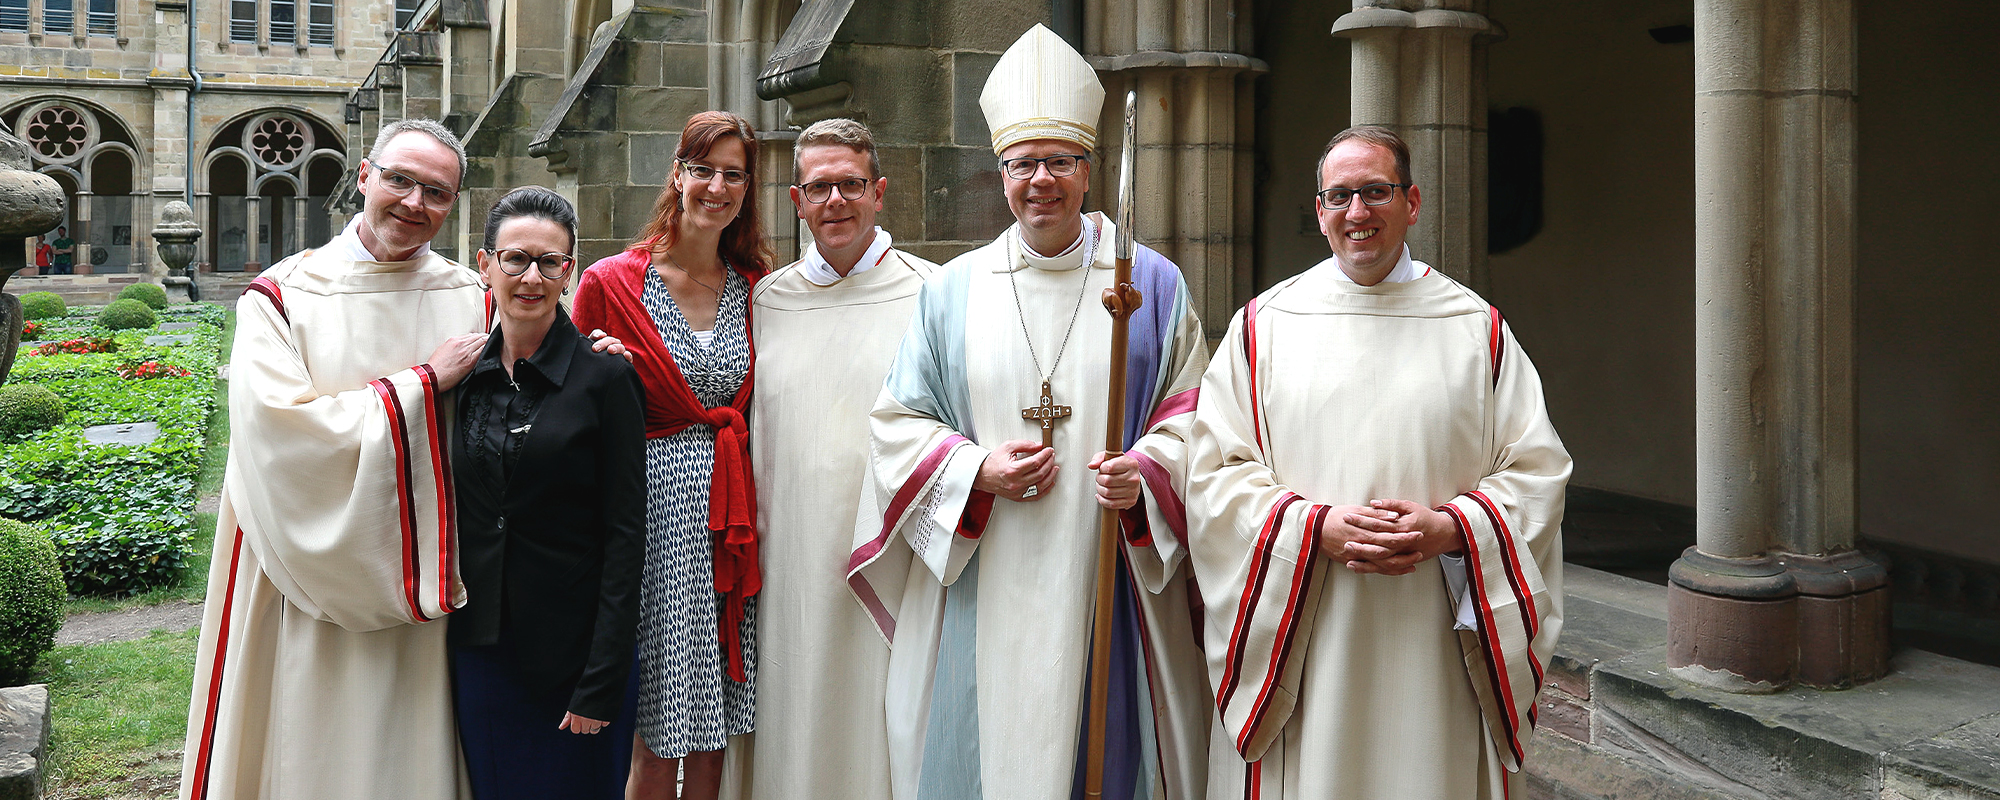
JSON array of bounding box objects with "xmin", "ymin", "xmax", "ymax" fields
[{"xmin": 82, "ymin": 421, "xmax": 161, "ymax": 446}]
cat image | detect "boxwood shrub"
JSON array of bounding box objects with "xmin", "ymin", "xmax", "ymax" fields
[
  {"xmin": 19, "ymin": 291, "xmax": 64, "ymax": 320},
  {"xmin": 99, "ymin": 298, "xmax": 158, "ymax": 331},
  {"xmin": 118, "ymin": 282, "xmax": 170, "ymax": 310},
  {"xmin": 0, "ymin": 517, "xmax": 63, "ymax": 685}
]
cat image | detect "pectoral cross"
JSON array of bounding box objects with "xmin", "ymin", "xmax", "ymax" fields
[{"xmin": 1020, "ymin": 380, "xmax": 1072, "ymax": 449}]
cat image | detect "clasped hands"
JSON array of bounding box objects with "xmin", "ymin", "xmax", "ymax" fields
[
  {"xmin": 974, "ymin": 439, "xmax": 1142, "ymax": 509},
  {"xmin": 1319, "ymin": 499, "xmax": 1463, "ymax": 576}
]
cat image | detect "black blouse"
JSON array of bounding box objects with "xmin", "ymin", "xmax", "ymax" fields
[{"xmin": 449, "ymin": 306, "xmax": 647, "ymax": 721}]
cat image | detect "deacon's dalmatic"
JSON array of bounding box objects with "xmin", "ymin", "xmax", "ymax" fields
[
  {"xmin": 848, "ymin": 24, "xmax": 1211, "ymax": 800},
  {"xmin": 1190, "ymin": 244, "xmax": 1571, "ymax": 798},
  {"xmin": 180, "ymin": 232, "xmax": 485, "ymax": 800}
]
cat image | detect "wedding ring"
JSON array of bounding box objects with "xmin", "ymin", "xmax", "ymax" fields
[{"xmin": 1022, "ymin": 486, "xmax": 1040, "ymax": 498}]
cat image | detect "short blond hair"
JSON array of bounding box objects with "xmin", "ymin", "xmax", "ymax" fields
[{"xmin": 793, "ymin": 118, "xmax": 880, "ymax": 180}]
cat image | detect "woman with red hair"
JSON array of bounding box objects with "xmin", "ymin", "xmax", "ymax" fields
[{"xmin": 571, "ymin": 110, "xmax": 771, "ymax": 800}]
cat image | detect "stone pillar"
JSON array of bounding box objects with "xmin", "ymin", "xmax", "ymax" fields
[
  {"xmin": 194, "ymin": 192, "xmax": 213, "ymax": 272},
  {"xmin": 292, "ymin": 195, "xmax": 309, "ymax": 257},
  {"xmin": 244, "ymin": 195, "xmax": 263, "ymax": 271},
  {"xmin": 1331, "ymin": 1, "xmax": 1500, "ymax": 291},
  {"xmin": 1670, "ymin": 0, "xmax": 1886, "ymax": 694},
  {"xmin": 72, "ymin": 190, "xmax": 93, "ymax": 274},
  {"xmin": 1083, "ymin": 0, "xmax": 1265, "ymax": 334}
]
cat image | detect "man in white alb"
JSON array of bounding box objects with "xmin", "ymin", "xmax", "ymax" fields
[
  {"xmin": 1189, "ymin": 125, "xmax": 1572, "ymax": 799},
  {"xmin": 740, "ymin": 117, "xmax": 938, "ymax": 800}
]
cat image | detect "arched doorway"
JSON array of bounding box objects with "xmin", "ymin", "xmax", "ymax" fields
[
  {"xmin": 2, "ymin": 97, "xmax": 143, "ymax": 274},
  {"xmin": 202, "ymin": 109, "xmax": 345, "ymax": 271}
]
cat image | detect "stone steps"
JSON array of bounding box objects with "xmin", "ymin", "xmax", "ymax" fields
[{"xmin": 5, "ymin": 274, "xmax": 144, "ymax": 307}]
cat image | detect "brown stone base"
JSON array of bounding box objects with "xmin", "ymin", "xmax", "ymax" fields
[
  {"xmin": 1668, "ymin": 581, "xmax": 1799, "ymax": 692},
  {"xmin": 1783, "ymin": 549, "xmax": 1894, "ymax": 689}
]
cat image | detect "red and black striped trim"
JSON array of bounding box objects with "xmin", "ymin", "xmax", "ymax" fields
[
  {"xmin": 1244, "ymin": 758, "xmax": 1263, "ymax": 800},
  {"xmin": 1238, "ymin": 502, "xmax": 1327, "ymax": 751},
  {"xmin": 188, "ymin": 527, "xmax": 248, "ymax": 800},
  {"xmin": 1442, "ymin": 503, "xmax": 1527, "ymax": 765},
  {"xmin": 416, "ymin": 365, "xmax": 456, "ymax": 615},
  {"xmin": 1469, "ymin": 490, "xmax": 1539, "ymax": 642},
  {"xmin": 1243, "ymin": 299, "xmax": 1264, "ymax": 451},
  {"xmin": 245, "ymin": 277, "xmax": 287, "ymax": 323},
  {"xmin": 370, "ymin": 375, "xmax": 431, "ymax": 623},
  {"xmin": 1487, "ymin": 305, "xmax": 1505, "ymax": 389},
  {"xmin": 1218, "ymin": 492, "xmax": 1301, "ymax": 715}
]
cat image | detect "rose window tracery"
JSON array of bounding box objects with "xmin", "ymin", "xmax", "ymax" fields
[
  {"xmin": 23, "ymin": 103, "xmax": 97, "ymax": 165},
  {"xmin": 245, "ymin": 112, "xmax": 315, "ymax": 171}
]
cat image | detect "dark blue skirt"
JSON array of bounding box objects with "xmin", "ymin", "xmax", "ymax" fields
[{"xmin": 451, "ymin": 644, "xmax": 639, "ymax": 799}]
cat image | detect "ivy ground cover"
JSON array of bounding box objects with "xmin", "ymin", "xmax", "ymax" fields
[{"xmin": 2, "ymin": 303, "xmax": 227, "ymax": 595}]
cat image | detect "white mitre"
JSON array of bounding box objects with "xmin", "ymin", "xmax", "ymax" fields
[{"xmin": 979, "ymin": 24, "xmax": 1105, "ymax": 153}]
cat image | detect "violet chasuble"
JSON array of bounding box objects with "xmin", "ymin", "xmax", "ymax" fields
[
  {"xmin": 1189, "ymin": 258, "xmax": 1571, "ymax": 799},
  {"xmin": 180, "ymin": 247, "xmax": 483, "ymax": 800},
  {"xmin": 848, "ymin": 215, "xmax": 1212, "ymax": 800},
  {"xmin": 739, "ymin": 248, "xmax": 937, "ymax": 800}
]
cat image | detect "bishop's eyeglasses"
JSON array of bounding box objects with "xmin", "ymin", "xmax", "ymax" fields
[
  {"xmin": 796, "ymin": 177, "xmax": 874, "ymax": 203},
  {"xmin": 999, "ymin": 154, "xmax": 1089, "ymax": 180},
  {"xmin": 1316, "ymin": 182, "xmax": 1409, "ymax": 210},
  {"xmin": 488, "ymin": 248, "xmax": 576, "ymax": 280},
  {"xmin": 371, "ymin": 165, "xmax": 458, "ymax": 210}
]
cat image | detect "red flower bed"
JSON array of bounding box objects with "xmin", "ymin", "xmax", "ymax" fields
[
  {"xmin": 19, "ymin": 320, "xmax": 41, "ymax": 341},
  {"xmin": 32, "ymin": 337, "xmax": 118, "ymax": 356},
  {"xmin": 115, "ymin": 360, "xmax": 193, "ymax": 380}
]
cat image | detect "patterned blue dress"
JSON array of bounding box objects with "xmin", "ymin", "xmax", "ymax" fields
[{"xmin": 633, "ymin": 266, "xmax": 758, "ymax": 758}]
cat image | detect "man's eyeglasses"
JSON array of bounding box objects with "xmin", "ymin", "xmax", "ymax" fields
[
  {"xmin": 1316, "ymin": 183, "xmax": 1408, "ymax": 210},
  {"xmin": 371, "ymin": 165, "xmax": 458, "ymax": 210},
  {"xmin": 999, "ymin": 154, "xmax": 1088, "ymax": 180},
  {"xmin": 681, "ymin": 161, "xmax": 751, "ymax": 186},
  {"xmin": 795, "ymin": 177, "xmax": 874, "ymax": 204},
  {"xmin": 487, "ymin": 248, "xmax": 576, "ymax": 280}
]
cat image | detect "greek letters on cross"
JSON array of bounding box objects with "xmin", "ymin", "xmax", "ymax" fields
[{"xmin": 1021, "ymin": 380, "xmax": 1072, "ymax": 449}]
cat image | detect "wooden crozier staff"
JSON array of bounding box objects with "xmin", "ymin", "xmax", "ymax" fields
[{"xmin": 1085, "ymin": 88, "xmax": 1142, "ymax": 800}]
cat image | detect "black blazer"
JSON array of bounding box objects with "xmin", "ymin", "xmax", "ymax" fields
[{"xmin": 449, "ymin": 306, "xmax": 646, "ymax": 722}]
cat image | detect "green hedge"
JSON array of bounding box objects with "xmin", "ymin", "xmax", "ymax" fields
[
  {"xmin": 0, "ymin": 303, "xmax": 224, "ymax": 595},
  {"xmin": 0, "ymin": 384, "xmax": 64, "ymax": 436},
  {"xmin": 98, "ymin": 299, "xmax": 157, "ymax": 331},
  {"xmin": 117, "ymin": 282, "xmax": 170, "ymax": 310},
  {"xmin": 0, "ymin": 517, "xmax": 63, "ymax": 685},
  {"xmin": 19, "ymin": 292, "xmax": 64, "ymax": 320}
]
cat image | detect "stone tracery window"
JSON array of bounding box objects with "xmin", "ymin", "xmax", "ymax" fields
[{"xmin": 23, "ymin": 101, "xmax": 95, "ymax": 164}]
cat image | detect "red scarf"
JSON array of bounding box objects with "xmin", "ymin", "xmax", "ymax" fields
[{"xmin": 572, "ymin": 247, "xmax": 765, "ymax": 681}]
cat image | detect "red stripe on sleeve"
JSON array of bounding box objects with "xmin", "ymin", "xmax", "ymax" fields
[
  {"xmin": 371, "ymin": 377, "xmax": 430, "ymax": 623},
  {"xmin": 416, "ymin": 365, "xmax": 456, "ymax": 615},
  {"xmin": 1447, "ymin": 503, "xmax": 1526, "ymax": 765}
]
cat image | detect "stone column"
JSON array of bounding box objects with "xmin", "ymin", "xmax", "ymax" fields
[
  {"xmin": 244, "ymin": 195, "xmax": 262, "ymax": 271},
  {"xmin": 194, "ymin": 191, "xmax": 213, "ymax": 272},
  {"xmin": 1331, "ymin": 1, "xmax": 1500, "ymax": 291},
  {"xmin": 1084, "ymin": 0, "xmax": 1265, "ymax": 334},
  {"xmin": 1669, "ymin": 0, "xmax": 1886, "ymax": 693},
  {"xmin": 72, "ymin": 190, "xmax": 93, "ymax": 274},
  {"xmin": 292, "ymin": 195, "xmax": 309, "ymax": 257}
]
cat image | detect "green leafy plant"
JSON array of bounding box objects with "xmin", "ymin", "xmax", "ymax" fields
[
  {"xmin": 98, "ymin": 299, "xmax": 157, "ymax": 331},
  {"xmin": 0, "ymin": 384, "xmax": 65, "ymax": 437},
  {"xmin": 0, "ymin": 302, "xmax": 226, "ymax": 595},
  {"xmin": 0, "ymin": 517, "xmax": 64, "ymax": 685},
  {"xmin": 116, "ymin": 282, "xmax": 170, "ymax": 310},
  {"xmin": 19, "ymin": 291, "xmax": 65, "ymax": 320}
]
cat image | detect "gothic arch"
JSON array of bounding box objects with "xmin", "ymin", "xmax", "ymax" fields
[
  {"xmin": 202, "ymin": 108, "xmax": 347, "ymax": 271},
  {"xmin": 2, "ymin": 96, "xmax": 145, "ymax": 273}
]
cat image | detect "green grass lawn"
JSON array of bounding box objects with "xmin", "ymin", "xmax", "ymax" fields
[{"xmin": 35, "ymin": 629, "xmax": 200, "ymax": 800}]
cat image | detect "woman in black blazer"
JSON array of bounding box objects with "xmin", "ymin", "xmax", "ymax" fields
[{"xmin": 450, "ymin": 186, "xmax": 647, "ymax": 799}]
